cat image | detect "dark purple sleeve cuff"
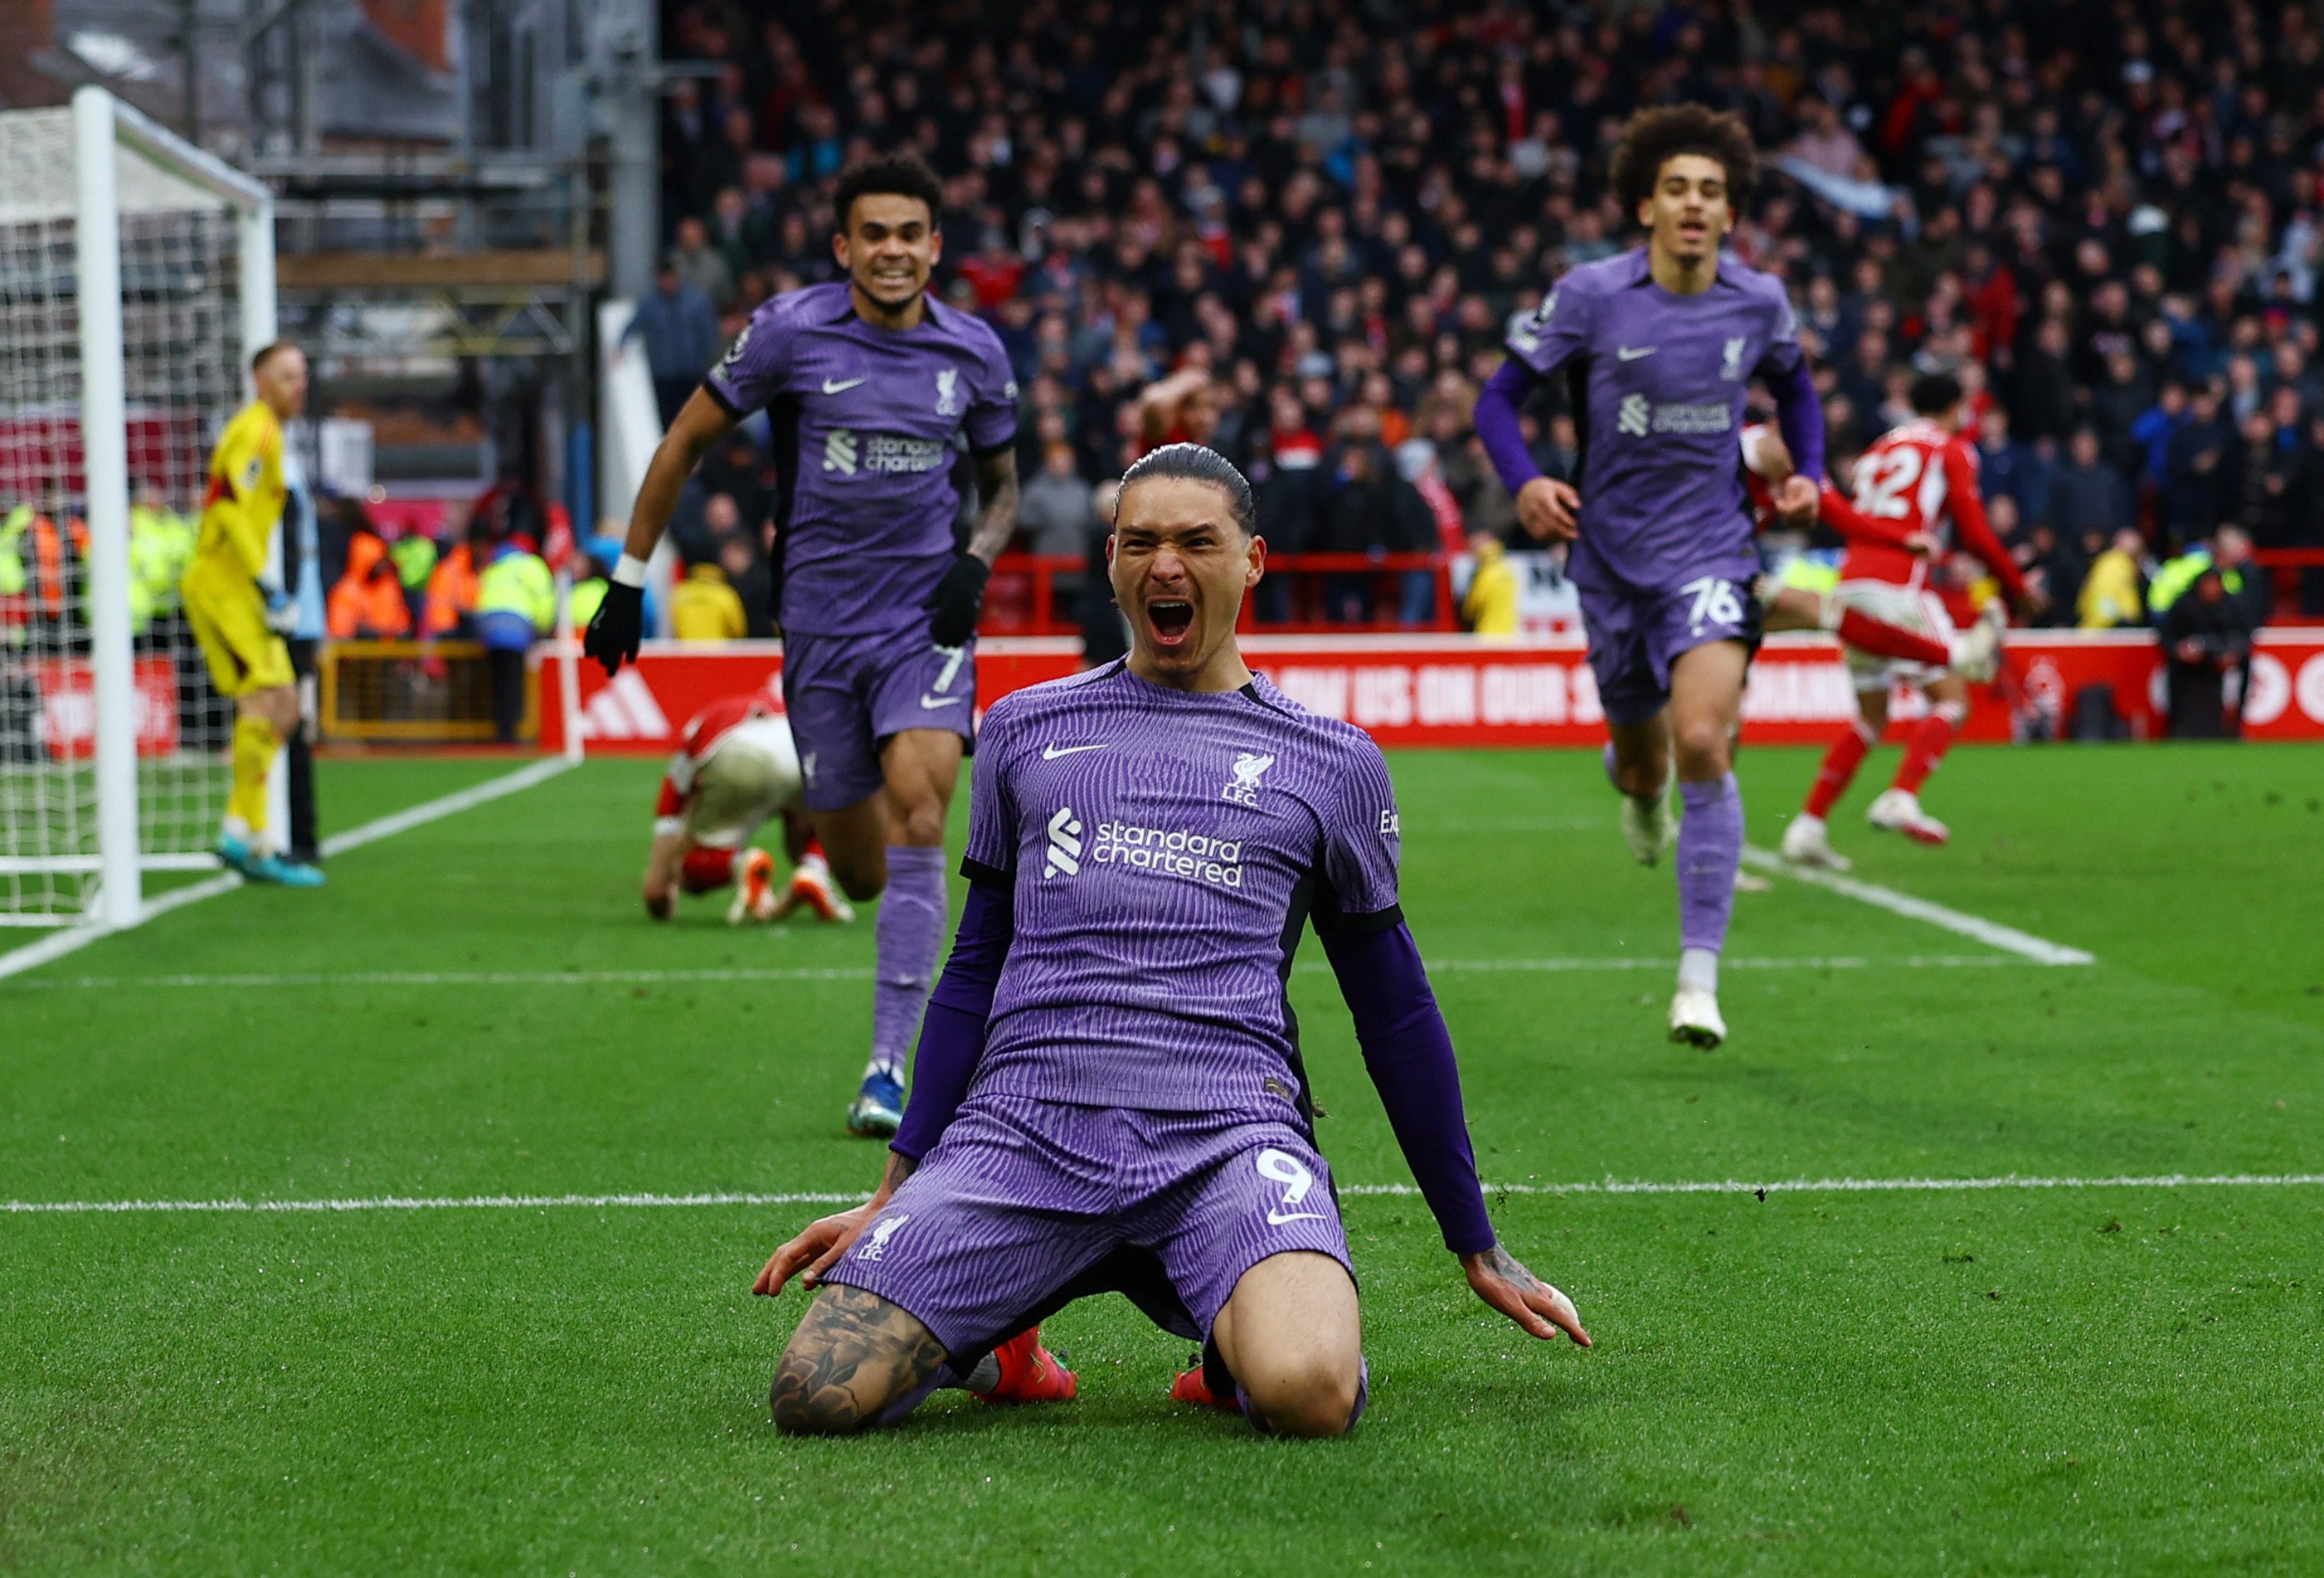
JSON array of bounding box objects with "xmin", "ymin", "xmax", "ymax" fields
[
  {"xmin": 1771, "ymin": 355, "xmax": 1826, "ymax": 487},
  {"xmin": 1474, "ymin": 359, "xmax": 1545, "ymax": 499},
  {"xmin": 892, "ymin": 879, "xmax": 1012, "ymax": 1162},
  {"xmin": 1319, "ymin": 921, "xmax": 1496, "ymax": 1255}
]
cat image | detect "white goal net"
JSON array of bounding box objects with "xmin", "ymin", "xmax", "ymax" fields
[{"xmin": 0, "ymin": 89, "xmax": 273, "ymax": 927}]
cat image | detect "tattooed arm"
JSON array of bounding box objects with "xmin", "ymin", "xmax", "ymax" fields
[
  {"xmin": 752, "ymin": 1152, "xmax": 916, "ymax": 1297},
  {"xmin": 769, "ymin": 1284, "xmax": 950, "ymax": 1434},
  {"xmin": 966, "ymin": 448, "xmax": 1020, "ymax": 565},
  {"xmin": 1461, "ymin": 1244, "xmax": 1590, "ymax": 1347}
]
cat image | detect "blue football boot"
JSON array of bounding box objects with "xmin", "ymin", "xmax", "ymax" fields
[{"xmin": 846, "ymin": 1069, "xmax": 905, "ymax": 1137}]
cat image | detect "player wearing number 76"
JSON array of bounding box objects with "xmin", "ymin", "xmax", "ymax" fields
[
  {"xmin": 751, "ymin": 446, "xmax": 1588, "ymax": 1439},
  {"xmin": 1471, "ymin": 104, "xmax": 1825, "ymax": 1050}
]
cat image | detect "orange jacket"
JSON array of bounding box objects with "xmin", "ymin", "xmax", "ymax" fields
[
  {"xmin": 421, "ymin": 542, "xmax": 481, "ymax": 637},
  {"xmin": 328, "ymin": 533, "xmax": 413, "ymax": 639}
]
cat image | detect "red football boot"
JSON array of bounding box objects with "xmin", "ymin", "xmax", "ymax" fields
[
  {"xmin": 1169, "ymin": 1360, "xmax": 1240, "ymax": 1412},
  {"xmin": 725, "ymin": 849, "xmax": 776, "ymax": 924},
  {"xmin": 974, "ymin": 1326, "xmax": 1077, "ymax": 1405}
]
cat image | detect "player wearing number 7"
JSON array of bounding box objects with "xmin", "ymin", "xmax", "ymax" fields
[
  {"xmin": 751, "ymin": 446, "xmax": 1588, "ymax": 1439},
  {"xmin": 584, "ymin": 154, "xmax": 1021, "ymax": 1137},
  {"xmin": 1473, "ymin": 105, "xmax": 1819, "ymax": 1049}
]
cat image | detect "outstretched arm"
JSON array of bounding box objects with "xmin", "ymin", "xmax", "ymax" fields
[
  {"xmin": 1320, "ymin": 920, "xmax": 1590, "ymax": 1347},
  {"xmin": 751, "ymin": 875, "xmax": 1013, "ymax": 1296},
  {"xmin": 585, "ymin": 389, "xmax": 738, "ymax": 674},
  {"xmin": 1767, "ymin": 356, "xmax": 1826, "ymax": 504}
]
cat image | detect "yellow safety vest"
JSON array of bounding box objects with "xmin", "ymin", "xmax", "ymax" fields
[{"xmin": 478, "ymin": 550, "xmax": 557, "ymax": 633}]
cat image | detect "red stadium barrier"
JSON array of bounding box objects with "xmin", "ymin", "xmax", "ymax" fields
[{"xmin": 537, "ymin": 630, "xmax": 2324, "ymax": 755}]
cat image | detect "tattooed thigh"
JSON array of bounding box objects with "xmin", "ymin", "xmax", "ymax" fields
[{"xmin": 770, "ymin": 1285, "xmax": 948, "ymax": 1434}]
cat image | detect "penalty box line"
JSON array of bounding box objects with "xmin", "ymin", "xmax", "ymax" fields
[
  {"xmin": 1739, "ymin": 845, "xmax": 2096, "ymax": 967},
  {"xmin": 7, "ymin": 954, "xmax": 2044, "ymax": 991},
  {"xmin": 0, "ymin": 757, "xmax": 578, "ymax": 986},
  {"xmin": 9, "ymin": 1173, "xmax": 2324, "ymax": 1215}
]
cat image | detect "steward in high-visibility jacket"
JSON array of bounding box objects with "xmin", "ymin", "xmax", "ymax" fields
[
  {"xmin": 567, "ymin": 569, "xmax": 609, "ymax": 632},
  {"xmin": 2147, "ymin": 547, "xmax": 2241, "ymax": 616},
  {"xmin": 130, "ymin": 497, "xmax": 197, "ymax": 627},
  {"xmin": 0, "ymin": 504, "xmax": 31, "ymax": 644},
  {"xmin": 327, "ymin": 532, "xmax": 414, "ymax": 639},
  {"xmin": 475, "ymin": 537, "xmax": 556, "ymax": 651}
]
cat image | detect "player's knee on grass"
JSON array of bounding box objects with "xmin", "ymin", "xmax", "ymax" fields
[
  {"xmin": 1213, "ymin": 1251, "xmax": 1364, "ymax": 1438},
  {"xmin": 1238, "ymin": 1351, "xmax": 1364, "ymax": 1438},
  {"xmin": 769, "ymin": 1285, "xmax": 947, "ymax": 1435}
]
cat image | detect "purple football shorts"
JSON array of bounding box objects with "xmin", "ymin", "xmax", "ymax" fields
[
  {"xmin": 1578, "ymin": 565, "xmax": 1763, "ymax": 728},
  {"xmin": 779, "ymin": 625, "xmax": 975, "ymax": 811},
  {"xmin": 819, "ymin": 1091, "xmax": 1354, "ymax": 1356}
]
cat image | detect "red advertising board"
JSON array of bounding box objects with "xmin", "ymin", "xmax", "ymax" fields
[
  {"xmin": 537, "ymin": 631, "xmax": 2324, "ymax": 755},
  {"xmin": 29, "ymin": 657, "xmax": 182, "ymax": 758}
]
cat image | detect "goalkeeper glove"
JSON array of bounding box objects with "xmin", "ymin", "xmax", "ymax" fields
[
  {"xmin": 584, "ymin": 554, "xmax": 649, "ymax": 675},
  {"xmin": 263, "ymin": 587, "xmax": 299, "ymax": 636},
  {"xmin": 925, "ymin": 553, "xmax": 990, "ymax": 648}
]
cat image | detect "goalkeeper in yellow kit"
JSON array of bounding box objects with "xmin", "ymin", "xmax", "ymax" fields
[{"xmin": 182, "ymin": 341, "xmax": 323, "ymax": 887}]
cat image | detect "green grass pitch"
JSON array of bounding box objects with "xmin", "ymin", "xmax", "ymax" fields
[{"xmin": 4, "ymin": 743, "xmax": 2322, "ymax": 1574}]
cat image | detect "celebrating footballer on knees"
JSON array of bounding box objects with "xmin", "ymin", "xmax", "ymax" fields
[
  {"xmin": 1473, "ymin": 104, "xmax": 1821, "ymax": 1051},
  {"xmin": 585, "ymin": 153, "xmax": 1021, "ymax": 1137},
  {"xmin": 181, "ymin": 341, "xmax": 324, "ymax": 889},
  {"xmin": 750, "ymin": 446, "xmax": 1589, "ymax": 1440},
  {"xmin": 641, "ymin": 694, "xmax": 851, "ymax": 927}
]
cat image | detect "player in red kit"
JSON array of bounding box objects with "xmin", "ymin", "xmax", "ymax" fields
[
  {"xmin": 643, "ymin": 693, "xmax": 853, "ymax": 926},
  {"xmin": 1780, "ymin": 373, "xmax": 2042, "ymax": 868},
  {"xmin": 1739, "ymin": 422, "xmax": 2002, "ymax": 678}
]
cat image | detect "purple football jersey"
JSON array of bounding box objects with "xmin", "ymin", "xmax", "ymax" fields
[
  {"xmin": 960, "ymin": 663, "xmax": 1403, "ymax": 1113},
  {"xmin": 704, "ymin": 280, "xmax": 1018, "ymax": 636},
  {"xmin": 1503, "ymin": 247, "xmax": 1803, "ymax": 593}
]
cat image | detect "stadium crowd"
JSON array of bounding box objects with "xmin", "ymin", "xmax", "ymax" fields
[{"xmin": 627, "ymin": 0, "xmax": 2324, "ymax": 633}]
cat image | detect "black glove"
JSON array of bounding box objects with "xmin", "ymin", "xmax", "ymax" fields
[
  {"xmin": 926, "ymin": 553, "xmax": 991, "ymax": 647},
  {"xmin": 584, "ymin": 579, "xmax": 644, "ymax": 676}
]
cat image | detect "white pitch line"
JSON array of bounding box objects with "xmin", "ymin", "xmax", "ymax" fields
[
  {"xmin": 4, "ymin": 954, "xmax": 2036, "ymax": 991},
  {"xmin": 1739, "ymin": 845, "xmax": 2096, "ymax": 967},
  {"xmin": 0, "ymin": 757, "xmax": 578, "ymax": 985},
  {"xmin": 8, "ymin": 1173, "xmax": 2322, "ymax": 1216}
]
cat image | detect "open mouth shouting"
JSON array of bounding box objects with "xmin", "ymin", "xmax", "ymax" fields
[{"xmin": 1147, "ymin": 597, "xmax": 1195, "ymax": 650}]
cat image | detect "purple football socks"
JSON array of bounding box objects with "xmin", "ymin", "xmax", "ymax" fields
[{"xmin": 867, "ymin": 844, "xmax": 948, "ymax": 1083}]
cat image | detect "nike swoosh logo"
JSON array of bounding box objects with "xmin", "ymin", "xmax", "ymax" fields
[
  {"xmin": 1616, "ymin": 346, "xmax": 1656, "ymax": 361},
  {"xmin": 822, "ymin": 377, "xmax": 868, "ymax": 393},
  {"xmin": 1041, "ymin": 743, "xmax": 1108, "ymax": 759},
  {"xmin": 918, "ymin": 694, "xmax": 965, "ymax": 709},
  {"xmin": 1267, "ymin": 1210, "xmax": 1325, "ymax": 1226}
]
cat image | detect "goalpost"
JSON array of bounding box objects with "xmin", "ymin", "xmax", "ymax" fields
[{"xmin": 0, "ymin": 87, "xmax": 274, "ymax": 929}]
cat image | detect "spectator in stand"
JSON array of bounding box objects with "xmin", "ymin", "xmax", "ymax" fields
[
  {"xmin": 2163, "ymin": 385, "xmax": 2234, "ymax": 554},
  {"xmin": 630, "ymin": 261, "xmax": 722, "ymax": 428},
  {"xmin": 2078, "ymin": 529, "xmax": 2149, "ymax": 631},
  {"xmin": 671, "ymin": 215, "xmax": 736, "ymax": 312},
  {"xmin": 654, "ymin": 0, "xmax": 2324, "ymax": 636},
  {"xmin": 2224, "ymin": 408, "xmax": 2297, "ymax": 548},
  {"xmin": 2047, "ymin": 429, "xmax": 2132, "ymax": 542},
  {"xmin": 1018, "ymin": 442, "xmax": 1096, "ymax": 623},
  {"xmin": 670, "ymin": 546, "xmax": 748, "ymax": 643}
]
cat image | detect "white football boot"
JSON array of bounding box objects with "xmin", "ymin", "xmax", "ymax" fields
[
  {"xmin": 1866, "ymin": 787, "xmax": 1949, "ymax": 845},
  {"xmin": 1946, "ymin": 602, "xmax": 2006, "ymax": 683},
  {"xmin": 1780, "ymin": 812, "xmax": 1853, "ymax": 871},
  {"xmin": 1621, "ymin": 779, "xmax": 1676, "ymax": 866},
  {"xmin": 1668, "ymin": 986, "xmax": 1727, "ymax": 1050}
]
